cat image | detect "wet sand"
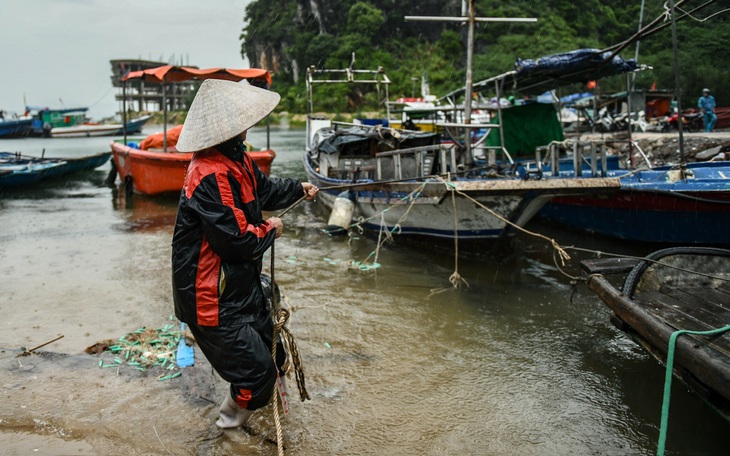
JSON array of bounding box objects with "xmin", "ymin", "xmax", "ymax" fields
[{"xmin": 1, "ymin": 128, "xmax": 729, "ymax": 455}]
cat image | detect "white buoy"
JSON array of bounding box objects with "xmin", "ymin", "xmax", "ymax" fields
[{"xmin": 326, "ymin": 191, "xmax": 356, "ymax": 235}]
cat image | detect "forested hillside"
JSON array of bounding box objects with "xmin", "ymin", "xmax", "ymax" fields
[{"xmin": 240, "ymin": 1, "xmax": 729, "ymax": 113}]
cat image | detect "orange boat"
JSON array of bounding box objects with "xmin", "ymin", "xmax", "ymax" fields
[
  {"xmin": 110, "ymin": 65, "xmax": 277, "ymax": 195},
  {"xmin": 110, "ymin": 141, "xmax": 275, "ymax": 195}
]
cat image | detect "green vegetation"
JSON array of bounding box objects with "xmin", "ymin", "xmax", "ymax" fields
[{"xmin": 240, "ymin": 1, "xmax": 729, "ymax": 113}]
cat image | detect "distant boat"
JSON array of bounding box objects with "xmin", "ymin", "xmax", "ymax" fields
[
  {"xmin": 50, "ymin": 122, "xmax": 124, "ymax": 138},
  {"xmin": 109, "ymin": 65, "xmax": 277, "ymax": 195},
  {"xmin": 0, "ymin": 117, "xmax": 33, "ymax": 138},
  {"xmin": 49, "ymin": 115, "xmax": 152, "ymax": 138},
  {"xmin": 0, "ymin": 151, "xmax": 111, "ymax": 188},
  {"xmin": 27, "ymin": 106, "xmax": 89, "ymax": 136}
]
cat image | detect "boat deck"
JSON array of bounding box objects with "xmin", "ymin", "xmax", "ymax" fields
[{"xmin": 582, "ymin": 251, "xmax": 730, "ymax": 419}]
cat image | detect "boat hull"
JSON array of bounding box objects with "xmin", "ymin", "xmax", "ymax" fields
[
  {"xmin": 0, "ymin": 118, "xmax": 33, "ymax": 138},
  {"xmin": 51, "ymin": 124, "xmax": 123, "ymax": 138},
  {"xmin": 111, "ymin": 142, "xmax": 276, "ymax": 195},
  {"xmin": 0, "ymin": 152, "xmax": 111, "ymax": 188},
  {"xmin": 304, "ymin": 154, "xmax": 620, "ymax": 240},
  {"xmin": 539, "ymin": 161, "xmax": 730, "ymax": 244}
]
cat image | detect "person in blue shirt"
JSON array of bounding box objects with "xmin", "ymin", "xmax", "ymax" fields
[{"xmin": 698, "ymin": 88, "xmax": 717, "ymax": 132}]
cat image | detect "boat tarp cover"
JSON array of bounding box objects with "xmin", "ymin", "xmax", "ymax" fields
[
  {"xmin": 485, "ymin": 103, "xmax": 565, "ymax": 158},
  {"xmin": 515, "ymin": 49, "xmax": 637, "ymax": 82},
  {"xmin": 123, "ymin": 65, "xmax": 272, "ymax": 87},
  {"xmin": 140, "ymin": 125, "xmax": 184, "ymax": 150},
  {"xmin": 315, "ymin": 127, "xmax": 439, "ymax": 156},
  {"xmin": 443, "ymin": 48, "xmax": 640, "ymax": 101}
]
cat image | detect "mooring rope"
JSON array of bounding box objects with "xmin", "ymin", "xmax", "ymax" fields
[
  {"xmin": 349, "ymin": 181, "xmax": 429, "ymax": 270},
  {"xmin": 448, "ymin": 183, "xmax": 467, "ymax": 289},
  {"xmin": 268, "ymin": 240, "xmax": 311, "ymax": 456},
  {"xmin": 270, "ymin": 308, "xmax": 286, "ymax": 456},
  {"xmin": 656, "ymin": 325, "xmax": 730, "ymax": 456},
  {"xmin": 434, "ymin": 176, "xmax": 571, "ymax": 265}
]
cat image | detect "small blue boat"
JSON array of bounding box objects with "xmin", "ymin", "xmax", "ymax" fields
[
  {"xmin": 0, "ymin": 151, "xmax": 111, "ymax": 189},
  {"xmin": 115, "ymin": 115, "xmax": 153, "ymax": 135},
  {"xmin": 0, "ymin": 118, "xmax": 33, "ymax": 138}
]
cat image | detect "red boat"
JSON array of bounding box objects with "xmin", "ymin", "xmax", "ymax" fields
[{"xmin": 110, "ymin": 65, "xmax": 277, "ymax": 195}]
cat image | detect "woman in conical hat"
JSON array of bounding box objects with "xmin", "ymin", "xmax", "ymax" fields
[{"xmin": 171, "ymin": 79, "xmax": 317, "ymax": 428}]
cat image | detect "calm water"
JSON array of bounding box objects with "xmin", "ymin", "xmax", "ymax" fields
[{"xmin": 0, "ymin": 127, "xmax": 728, "ymax": 455}]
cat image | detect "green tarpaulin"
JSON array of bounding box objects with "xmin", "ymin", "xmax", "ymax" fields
[{"xmin": 484, "ymin": 103, "xmax": 564, "ymax": 158}]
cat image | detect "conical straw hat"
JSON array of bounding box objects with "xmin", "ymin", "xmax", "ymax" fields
[{"xmin": 176, "ymin": 79, "xmax": 280, "ymax": 152}]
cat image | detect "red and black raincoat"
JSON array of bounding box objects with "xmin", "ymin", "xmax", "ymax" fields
[{"xmin": 172, "ymin": 141, "xmax": 302, "ymax": 410}]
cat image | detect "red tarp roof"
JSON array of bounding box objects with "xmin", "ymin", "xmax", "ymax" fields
[{"xmin": 122, "ymin": 65, "xmax": 271, "ymax": 86}]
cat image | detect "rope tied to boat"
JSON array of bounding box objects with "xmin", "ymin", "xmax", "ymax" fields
[
  {"xmin": 434, "ymin": 176, "xmax": 571, "ymax": 266},
  {"xmin": 448, "ymin": 183, "xmax": 467, "ymax": 289},
  {"xmin": 656, "ymin": 324, "xmax": 730, "ymax": 456}
]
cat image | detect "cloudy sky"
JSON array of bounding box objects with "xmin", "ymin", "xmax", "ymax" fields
[{"xmin": 0, "ymin": 0, "xmax": 252, "ymax": 119}]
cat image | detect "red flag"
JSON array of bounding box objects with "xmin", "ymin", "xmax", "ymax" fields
[
  {"xmin": 587, "ymin": 80, "xmax": 597, "ymax": 89},
  {"xmin": 651, "ymin": 81, "xmax": 656, "ymax": 91}
]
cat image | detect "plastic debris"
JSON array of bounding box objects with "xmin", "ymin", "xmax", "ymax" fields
[
  {"xmin": 176, "ymin": 323, "xmax": 195, "ymax": 368},
  {"xmin": 92, "ymin": 323, "xmax": 189, "ymax": 378},
  {"xmin": 350, "ymin": 261, "xmax": 381, "ymax": 271}
]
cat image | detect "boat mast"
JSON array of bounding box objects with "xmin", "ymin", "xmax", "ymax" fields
[
  {"xmin": 668, "ymin": 0, "xmax": 685, "ymax": 163},
  {"xmin": 122, "ymin": 80, "xmax": 128, "ymax": 144},
  {"xmin": 405, "ymin": 1, "xmax": 535, "ymax": 166}
]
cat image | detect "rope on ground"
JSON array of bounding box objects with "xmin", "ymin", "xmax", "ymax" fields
[{"xmin": 656, "ymin": 324, "xmax": 730, "ymax": 456}]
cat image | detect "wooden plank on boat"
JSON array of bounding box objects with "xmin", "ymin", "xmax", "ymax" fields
[
  {"xmin": 679, "ymin": 287, "xmax": 730, "ymax": 311},
  {"xmin": 581, "ymin": 258, "xmax": 641, "ymax": 275},
  {"xmin": 633, "ymin": 290, "xmax": 730, "ymax": 358},
  {"xmin": 585, "ymin": 274, "xmax": 730, "ymax": 403},
  {"xmin": 659, "ymin": 288, "xmax": 730, "ymax": 326}
]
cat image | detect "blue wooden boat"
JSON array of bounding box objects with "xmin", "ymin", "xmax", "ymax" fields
[
  {"xmin": 114, "ymin": 115, "xmax": 153, "ymax": 135},
  {"xmin": 0, "ymin": 118, "xmax": 33, "ymax": 138},
  {"xmin": 0, "ymin": 151, "xmax": 111, "ymax": 189},
  {"xmin": 538, "ymin": 160, "xmax": 730, "ymax": 244}
]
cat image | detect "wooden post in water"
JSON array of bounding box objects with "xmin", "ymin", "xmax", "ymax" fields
[{"xmin": 163, "ymin": 76, "xmax": 168, "ymax": 152}]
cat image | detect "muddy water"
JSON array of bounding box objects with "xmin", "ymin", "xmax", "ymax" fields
[{"xmin": 1, "ymin": 128, "xmax": 728, "ymax": 455}]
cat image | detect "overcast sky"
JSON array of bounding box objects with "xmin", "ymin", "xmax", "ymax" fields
[{"xmin": 0, "ymin": 0, "xmax": 252, "ymax": 119}]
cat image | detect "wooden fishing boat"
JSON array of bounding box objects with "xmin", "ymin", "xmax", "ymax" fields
[
  {"xmin": 0, "ymin": 151, "xmax": 111, "ymax": 188},
  {"xmin": 582, "ymin": 247, "xmax": 730, "ymax": 420},
  {"xmin": 110, "ymin": 65, "xmax": 277, "ymax": 195},
  {"xmin": 303, "ymin": 46, "xmax": 643, "ymax": 240}
]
